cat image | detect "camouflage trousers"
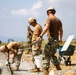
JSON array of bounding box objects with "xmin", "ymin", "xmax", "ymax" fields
[
  {"xmin": 15, "ymin": 48, "xmax": 24, "ymax": 68},
  {"xmin": 43, "ymin": 37, "xmax": 59, "ymax": 69},
  {"xmin": 32, "ymin": 43, "xmax": 42, "ymax": 68}
]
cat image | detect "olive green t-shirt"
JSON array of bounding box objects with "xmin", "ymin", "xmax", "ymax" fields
[{"xmin": 45, "ymin": 16, "xmax": 62, "ymax": 37}]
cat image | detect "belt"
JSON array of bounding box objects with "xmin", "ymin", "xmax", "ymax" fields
[{"xmin": 49, "ymin": 37, "xmax": 58, "ymax": 40}]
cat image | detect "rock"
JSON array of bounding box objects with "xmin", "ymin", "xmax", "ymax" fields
[{"xmin": 49, "ymin": 70, "xmax": 55, "ymax": 75}]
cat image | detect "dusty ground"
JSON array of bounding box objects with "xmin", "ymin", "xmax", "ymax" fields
[
  {"xmin": 22, "ymin": 50, "xmax": 76, "ymax": 75},
  {"xmin": 0, "ymin": 50, "xmax": 75, "ymax": 75}
]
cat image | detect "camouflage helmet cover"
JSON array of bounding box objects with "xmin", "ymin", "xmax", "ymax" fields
[{"xmin": 28, "ymin": 17, "xmax": 36, "ymax": 24}]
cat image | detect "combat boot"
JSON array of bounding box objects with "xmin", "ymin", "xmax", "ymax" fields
[
  {"xmin": 43, "ymin": 69, "xmax": 49, "ymax": 75},
  {"xmin": 30, "ymin": 68, "xmax": 40, "ymax": 72},
  {"xmin": 56, "ymin": 65, "xmax": 61, "ymax": 70}
]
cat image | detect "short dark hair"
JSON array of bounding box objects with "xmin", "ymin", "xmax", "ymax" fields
[{"xmin": 47, "ymin": 9, "xmax": 56, "ymax": 15}]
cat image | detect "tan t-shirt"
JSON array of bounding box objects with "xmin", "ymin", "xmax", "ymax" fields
[
  {"xmin": 7, "ymin": 42, "xmax": 21, "ymax": 52},
  {"xmin": 45, "ymin": 16, "xmax": 62, "ymax": 37},
  {"xmin": 32, "ymin": 24, "xmax": 42, "ymax": 41}
]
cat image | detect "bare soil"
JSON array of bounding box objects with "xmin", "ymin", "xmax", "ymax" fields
[{"xmin": 22, "ymin": 50, "xmax": 76, "ymax": 75}]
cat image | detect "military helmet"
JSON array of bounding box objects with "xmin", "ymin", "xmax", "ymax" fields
[
  {"xmin": 0, "ymin": 45, "xmax": 5, "ymax": 51},
  {"xmin": 28, "ymin": 17, "xmax": 36, "ymax": 24},
  {"xmin": 47, "ymin": 6, "xmax": 56, "ymax": 14}
]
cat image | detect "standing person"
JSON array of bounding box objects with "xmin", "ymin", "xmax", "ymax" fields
[
  {"xmin": 28, "ymin": 17, "xmax": 43, "ymax": 72},
  {"xmin": 37, "ymin": 7, "xmax": 63, "ymax": 75},
  {"xmin": 0, "ymin": 42, "xmax": 24, "ymax": 71},
  {"xmin": 26, "ymin": 28, "xmax": 32, "ymax": 54}
]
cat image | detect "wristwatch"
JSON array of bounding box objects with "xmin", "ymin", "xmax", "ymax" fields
[{"xmin": 39, "ymin": 35, "xmax": 42, "ymax": 38}]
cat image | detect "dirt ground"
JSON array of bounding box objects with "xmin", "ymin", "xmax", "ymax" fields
[
  {"xmin": 51, "ymin": 52, "xmax": 76, "ymax": 70},
  {"xmin": 50, "ymin": 52, "xmax": 76, "ymax": 75},
  {"xmin": 22, "ymin": 50, "xmax": 76, "ymax": 75}
]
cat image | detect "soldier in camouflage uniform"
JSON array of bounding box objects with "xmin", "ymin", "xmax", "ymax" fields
[
  {"xmin": 27, "ymin": 30, "xmax": 32, "ymax": 54},
  {"xmin": 28, "ymin": 17, "xmax": 43, "ymax": 72},
  {"xmin": 37, "ymin": 6, "xmax": 63, "ymax": 75},
  {"xmin": 0, "ymin": 42, "xmax": 24, "ymax": 71}
]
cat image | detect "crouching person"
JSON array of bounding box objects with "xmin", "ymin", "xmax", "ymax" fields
[{"xmin": 0, "ymin": 42, "xmax": 24, "ymax": 71}]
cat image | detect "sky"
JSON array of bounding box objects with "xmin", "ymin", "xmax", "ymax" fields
[{"xmin": 0, "ymin": 0, "xmax": 76, "ymax": 42}]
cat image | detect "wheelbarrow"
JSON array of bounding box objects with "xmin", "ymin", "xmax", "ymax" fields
[
  {"xmin": 57, "ymin": 45, "xmax": 75, "ymax": 66},
  {"xmin": 57, "ymin": 35, "xmax": 75, "ymax": 65}
]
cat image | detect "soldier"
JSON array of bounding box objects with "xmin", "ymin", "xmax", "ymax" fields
[
  {"xmin": 28, "ymin": 17, "xmax": 43, "ymax": 72},
  {"xmin": 0, "ymin": 42, "xmax": 24, "ymax": 70},
  {"xmin": 37, "ymin": 6, "xmax": 63, "ymax": 75},
  {"xmin": 26, "ymin": 28, "xmax": 32, "ymax": 54}
]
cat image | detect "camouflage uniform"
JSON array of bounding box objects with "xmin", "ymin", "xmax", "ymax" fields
[
  {"xmin": 27, "ymin": 31, "xmax": 32, "ymax": 52},
  {"xmin": 7, "ymin": 42, "xmax": 24, "ymax": 70},
  {"xmin": 41, "ymin": 7, "xmax": 63, "ymax": 75},
  {"xmin": 32, "ymin": 41, "xmax": 42, "ymax": 68},
  {"xmin": 28, "ymin": 17, "xmax": 43, "ymax": 72},
  {"xmin": 15, "ymin": 45, "xmax": 24, "ymax": 68},
  {"xmin": 32, "ymin": 24, "xmax": 42, "ymax": 69},
  {"xmin": 43, "ymin": 37, "xmax": 60, "ymax": 69}
]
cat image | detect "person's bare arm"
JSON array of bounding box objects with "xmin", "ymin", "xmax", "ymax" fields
[
  {"xmin": 28, "ymin": 26, "xmax": 33, "ymax": 33},
  {"xmin": 59, "ymin": 27, "xmax": 63, "ymax": 43},
  {"xmin": 40, "ymin": 24, "xmax": 50, "ymax": 37},
  {"xmin": 6, "ymin": 52, "xmax": 9, "ymax": 61},
  {"xmin": 37, "ymin": 24, "xmax": 50, "ymax": 42},
  {"xmin": 10, "ymin": 48, "xmax": 17, "ymax": 59}
]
